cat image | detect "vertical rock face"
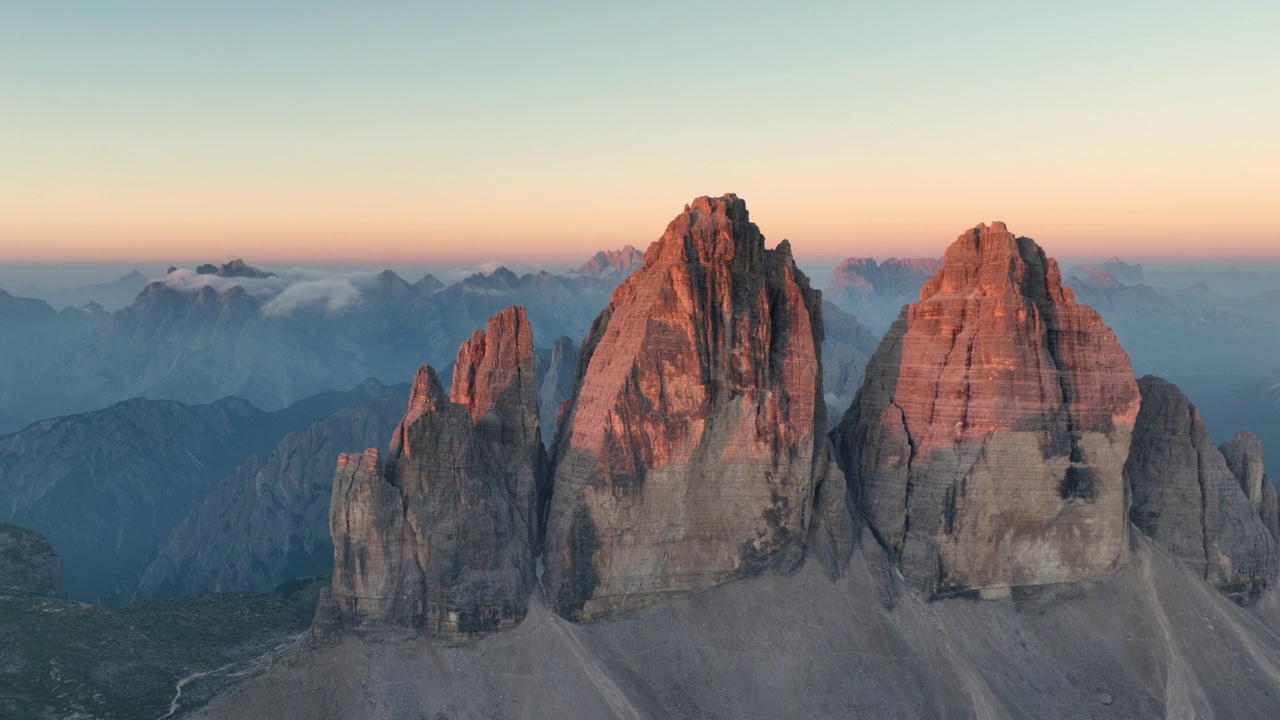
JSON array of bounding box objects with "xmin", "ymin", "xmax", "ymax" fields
[
  {"xmin": 323, "ymin": 307, "xmax": 545, "ymax": 639},
  {"xmin": 1126, "ymin": 378, "xmax": 1278, "ymax": 605},
  {"xmin": 543, "ymin": 194, "xmax": 826, "ymax": 620},
  {"xmin": 1222, "ymin": 429, "xmax": 1280, "ymax": 556},
  {"xmin": 1221, "ymin": 431, "xmax": 1268, "ymax": 511},
  {"xmin": 833, "ymin": 222, "xmax": 1140, "ymax": 598},
  {"xmin": 1263, "ymin": 481, "xmax": 1280, "ymax": 543},
  {"xmin": 537, "ymin": 336, "xmax": 578, "ymax": 447}
]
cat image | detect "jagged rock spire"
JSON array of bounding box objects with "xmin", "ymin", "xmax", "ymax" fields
[
  {"xmin": 319, "ymin": 306, "xmax": 545, "ymax": 639},
  {"xmin": 1127, "ymin": 378, "xmax": 1278, "ymax": 605},
  {"xmin": 542, "ymin": 194, "xmax": 829, "ymax": 620}
]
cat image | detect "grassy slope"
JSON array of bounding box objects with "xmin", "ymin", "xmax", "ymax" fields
[{"xmin": 0, "ymin": 576, "xmax": 327, "ymax": 719}]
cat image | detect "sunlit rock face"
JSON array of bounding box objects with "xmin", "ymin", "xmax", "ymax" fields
[
  {"xmin": 833, "ymin": 222, "xmax": 1140, "ymax": 598},
  {"xmin": 1126, "ymin": 377, "xmax": 1278, "ymax": 606},
  {"xmin": 319, "ymin": 306, "xmax": 545, "ymax": 639},
  {"xmin": 543, "ymin": 194, "xmax": 827, "ymax": 621}
]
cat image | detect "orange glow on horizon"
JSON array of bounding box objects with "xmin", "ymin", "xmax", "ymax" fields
[{"xmin": 5, "ymin": 187, "xmax": 1279, "ymax": 265}]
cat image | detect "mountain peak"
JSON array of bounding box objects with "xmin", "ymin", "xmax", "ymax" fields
[
  {"xmin": 833, "ymin": 222, "xmax": 1140, "ymax": 598},
  {"xmin": 450, "ymin": 306, "xmax": 536, "ymax": 425},
  {"xmin": 544, "ymin": 194, "xmax": 826, "ymax": 619},
  {"xmin": 921, "ymin": 222, "xmax": 1071, "ymax": 304},
  {"xmin": 324, "ymin": 307, "xmax": 545, "ymax": 639},
  {"xmin": 574, "ymin": 245, "xmax": 644, "ymax": 280},
  {"xmin": 194, "ymin": 259, "xmax": 276, "ymax": 279},
  {"xmin": 0, "ymin": 524, "xmax": 66, "ymax": 599},
  {"xmin": 647, "ymin": 193, "xmax": 762, "ymax": 270}
]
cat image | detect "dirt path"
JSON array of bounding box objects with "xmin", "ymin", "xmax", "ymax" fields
[{"xmin": 160, "ymin": 633, "xmax": 306, "ymax": 719}]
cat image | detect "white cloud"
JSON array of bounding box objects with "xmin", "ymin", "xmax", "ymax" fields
[
  {"xmin": 158, "ymin": 268, "xmax": 287, "ymax": 299},
  {"xmin": 441, "ymin": 261, "xmax": 509, "ymax": 283},
  {"xmin": 261, "ymin": 279, "xmax": 363, "ymax": 316},
  {"xmin": 157, "ymin": 266, "xmax": 382, "ymax": 317}
]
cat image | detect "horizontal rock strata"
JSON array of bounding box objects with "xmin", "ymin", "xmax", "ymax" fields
[{"xmin": 833, "ymin": 222, "xmax": 1140, "ymax": 597}]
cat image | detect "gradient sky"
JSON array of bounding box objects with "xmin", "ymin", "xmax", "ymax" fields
[{"xmin": 3, "ymin": 1, "xmax": 1278, "ymax": 266}]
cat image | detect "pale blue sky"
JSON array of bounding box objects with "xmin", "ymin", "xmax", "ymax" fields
[{"xmin": 2, "ymin": 1, "xmax": 1278, "ymax": 263}]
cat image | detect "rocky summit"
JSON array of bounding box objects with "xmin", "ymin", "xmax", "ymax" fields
[
  {"xmin": 1221, "ymin": 429, "xmax": 1280, "ymax": 540},
  {"xmin": 833, "ymin": 221, "xmax": 1141, "ymax": 598},
  {"xmin": 0, "ymin": 523, "xmax": 65, "ymax": 598},
  {"xmin": 319, "ymin": 307, "xmax": 546, "ymax": 639},
  {"xmin": 1125, "ymin": 376, "xmax": 1278, "ymax": 605},
  {"xmin": 542, "ymin": 194, "xmax": 828, "ymax": 620}
]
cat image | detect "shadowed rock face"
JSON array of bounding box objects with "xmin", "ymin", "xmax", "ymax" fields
[
  {"xmin": 0, "ymin": 524, "xmax": 65, "ymax": 598},
  {"xmin": 537, "ymin": 336, "xmax": 577, "ymax": 447},
  {"xmin": 134, "ymin": 386, "xmax": 407, "ymax": 600},
  {"xmin": 833, "ymin": 222, "xmax": 1140, "ymax": 598},
  {"xmin": 1222, "ymin": 429, "xmax": 1280, "ymax": 549},
  {"xmin": 543, "ymin": 194, "xmax": 827, "ymax": 620},
  {"xmin": 1222, "ymin": 430, "xmax": 1269, "ymax": 513},
  {"xmin": 321, "ymin": 307, "xmax": 545, "ymax": 639},
  {"xmin": 1126, "ymin": 377, "xmax": 1278, "ymax": 605}
]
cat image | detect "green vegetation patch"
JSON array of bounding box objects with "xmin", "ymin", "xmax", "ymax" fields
[{"xmin": 0, "ymin": 575, "xmax": 328, "ymax": 719}]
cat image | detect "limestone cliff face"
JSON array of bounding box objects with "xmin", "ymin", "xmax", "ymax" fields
[
  {"xmin": 1221, "ymin": 429, "xmax": 1280, "ymax": 546},
  {"xmin": 1221, "ymin": 431, "xmax": 1269, "ymax": 514},
  {"xmin": 833, "ymin": 222, "xmax": 1140, "ymax": 598},
  {"xmin": 321, "ymin": 307, "xmax": 545, "ymax": 639},
  {"xmin": 542, "ymin": 194, "xmax": 826, "ymax": 620},
  {"xmin": 1126, "ymin": 378, "xmax": 1278, "ymax": 605}
]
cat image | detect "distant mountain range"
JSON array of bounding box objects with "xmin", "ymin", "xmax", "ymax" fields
[
  {"xmin": 133, "ymin": 384, "xmax": 408, "ymax": 601},
  {"xmin": 0, "ymin": 380, "xmax": 401, "ymax": 603},
  {"xmin": 1, "ymin": 269, "xmax": 149, "ymax": 312},
  {"xmin": 822, "ymin": 256, "xmax": 942, "ymax": 334},
  {"xmin": 0, "ymin": 253, "xmax": 642, "ymax": 435}
]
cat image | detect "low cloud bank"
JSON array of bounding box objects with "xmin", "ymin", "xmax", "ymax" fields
[
  {"xmin": 154, "ymin": 259, "xmax": 559, "ymax": 316},
  {"xmin": 157, "ymin": 266, "xmax": 383, "ymax": 317}
]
